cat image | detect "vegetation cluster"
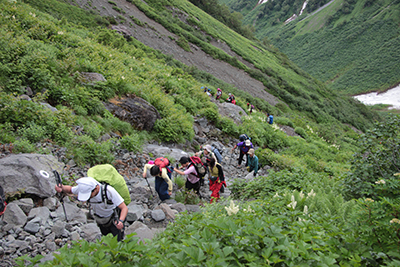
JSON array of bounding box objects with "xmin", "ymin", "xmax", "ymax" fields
[
  {"xmin": 0, "ymin": 0, "xmax": 398, "ymax": 265},
  {"xmin": 222, "ymin": 0, "xmax": 400, "ymax": 95}
]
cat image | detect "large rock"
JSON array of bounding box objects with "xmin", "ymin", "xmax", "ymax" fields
[
  {"xmin": 125, "ymin": 221, "xmax": 155, "ymax": 243},
  {"xmin": 143, "ymin": 144, "xmax": 189, "ymax": 162},
  {"xmin": 0, "ymin": 154, "xmax": 64, "ymax": 198},
  {"xmin": 3, "ymin": 203, "xmax": 27, "ymax": 226},
  {"xmin": 80, "ymin": 223, "xmax": 101, "ymax": 242},
  {"xmin": 104, "ymin": 96, "xmax": 161, "ymax": 131},
  {"xmin": 217, "ymin": 102, "xmax": 246, "ymax": 124}
]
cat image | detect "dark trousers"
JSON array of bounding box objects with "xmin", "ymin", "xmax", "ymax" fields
[
  {"xmin": 155, "ymin": 176, "xmax": 170, "ymax": 201},
  {"xmin": 186, "ymin": 180, "xmax": 200, "ymax": 196},
  {"xmin": 99, "ymin": 222, "xmax": 124, "ymax": 241},
  {"xmin": 238, "ymin": 150, "xmax": 247, "ymax": 166}
]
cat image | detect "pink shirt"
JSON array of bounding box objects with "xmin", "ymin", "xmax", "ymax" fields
[{"xmin": 184, "ymin": 165, "xmax": 199, "ymax": 184}]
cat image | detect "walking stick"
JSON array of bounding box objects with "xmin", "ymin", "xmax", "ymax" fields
[
  {"xmin": 52, "ymin": 170, "xmax": 69, "ymax": 222},
  {"xmin": 145, "ymin": 177, "xmax": 155, "ymax": 198}
]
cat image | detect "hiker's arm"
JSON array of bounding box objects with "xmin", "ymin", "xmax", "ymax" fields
[
  {"xmin": 161, "ymin": 168, "xmax": 173, "ymax": 193},
  {"xmin": 142, "ymin": 164, "xmax": 153, "ymax": 178},
  {"xmin": 232, "ymin": 144, "xmax": 237, "ymax": 151},
  {"xmin": 174, "ymin": 168, "xmax": 185, "ymax": 176},
  {"xmin": 55, "ymin": 184, "xmax": 72, "ymax": 194},
  {"xmin": 115, "ymin": 202, "xmax": 128, "ymax": 230}
]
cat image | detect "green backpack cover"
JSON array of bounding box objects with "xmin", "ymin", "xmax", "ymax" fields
[{"xmin": 87, "ymin": 164, "xmax": 131, "ymax": 205}]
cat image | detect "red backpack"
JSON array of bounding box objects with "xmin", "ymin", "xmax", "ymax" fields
[
  {"xmin": 154, "ymin": 157, "xmax": 171, "ymax": 174},
  {"xmin": 189, "ymin": 156, "xmax": 207, "ymax": 179}
]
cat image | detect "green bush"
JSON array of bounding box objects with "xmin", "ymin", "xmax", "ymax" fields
[
  {"xmin": 119, "ymin": 134, "xmax": 143, "ymax": 152},
  {"xmin": 12, "ymin": 139, "xmax": 36, "ymax": 154},
  {"xmin": 217, "ymin": 117, "xmax": 239, "ymax": 136},
  {"xmin": 199, "ymin": 107, "xmax": 219, "ymax": 123},
  {"xmin": 294, "ymin": 126, "xmax": 308, "ymax": 139},
  {"xmin": 174, "ymin": 175, "xmax": 186, "ymax": 190},
  {"xmin": 67, "ymin": 136, "xmax": 115, "ymax": 166},
  {"xmin": 17, "ymin": 122, "xmax": 48, "ymax": 143},
  {"xmin": 274, "ymin": 116, "xmax": 294, "ymax": 127}
]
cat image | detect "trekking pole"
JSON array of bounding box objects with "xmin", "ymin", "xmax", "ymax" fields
[
  {"xmin": 52, "ymin": 170, "xmax": 69, "ymax": 222},
  {"xmin": 145, "ymin": 177, "xmax": 155, "ymax": 198}
]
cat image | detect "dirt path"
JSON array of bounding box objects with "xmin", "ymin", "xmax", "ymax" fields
[{"xmin": 72, "ymin": 0, "xmax": 280, "ymax": 106}]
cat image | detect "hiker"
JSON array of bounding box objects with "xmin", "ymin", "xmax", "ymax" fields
[
  {"xmin": 216, "ymin": 88, "xmax": 222, "ymax": 100},
  {"xmin": 267, "ymin": 113, "xmax": 273, "ymax": 124},
  {"xmin": 173, "ymin": 156, "xmax": 201, "ymax": 196},
  {"xmin": 142, "ymin": 158, "xmax": 173, "ymax": 201},
  {"xmin": 207, "ymin": 158, "xmax": 226, "ymax": 203},
  {"xmin": 55, "ymin": 177, "xmax": 128, "ymax": 241},
  {"xmin": 232, "ymin": 139, "xmax": 254, "ymax": 168},
  {"xmin": 226, "ymin": 93, "xmax": 235, "ymax": 103},
  {"xmin": 250, "ymin": 104, "xmax": 254, "ymax": 114},
  {"xmin": 246, "ymin": 148, "xmax": 259, "ymax": 177},
  {"xmin": 239, "ymin": 133, "xmax": 251, "ymax": 142},
  {"xmin": 196, "ymin": 144, "xmax": 217, "ymax": 164}
]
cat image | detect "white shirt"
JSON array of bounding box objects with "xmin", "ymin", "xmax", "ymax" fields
[{"xmin": 72, "ymin": 184, "xmax": 124, "ymax": 218}]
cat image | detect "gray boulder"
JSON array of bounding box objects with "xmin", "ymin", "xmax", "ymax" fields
[
  {"xmin": 80, "ymin": 223, "xmax": 101, "ymax": 242},
  {"xmin": 0, "ymin": 154, "xmax": 64, "ymax": 198},
  {"xmin": 13, "ymin": 198, "xmax": 34, "ymax": 214},
  {"xmin": 104, "ymin": 96, "xmax": 161, "ymax": 131},
  {"xmin": 126, "ymin": 203, "xmax": 143, "ymax": 223},
  {"xmin": 3, "ymin": 203, "xmax": 27, "ymax": 226},
  {"xmin": 125, "ymin": 221, "xmax": 155, "ymax": 243},
  {"xmin": 151, "ymin": 209, "xmax": 165, "ymax": 222}
]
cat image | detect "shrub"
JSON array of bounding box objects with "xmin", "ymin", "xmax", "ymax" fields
[
  {"xmin": 294, "ymin": 126, "xmax": 308, "ymax": 139},
  {"xmin": 17, "ymin": 122, "xmax": 48, "ymax": 143},
  {"xmin": 67, "ymin": 136, "xmax": 115, "ymax": 166},
  {"xmin": 199, "ymin": 107, "xmax": 219, "ymax": 123},
  {"xmin": 217, "ymin": 117, "xmax": 239, "ymax": 136},
  {"xmin": 119, "ymin": 134, "xmax": 143, "ymax": 152},
  {"xmin": 174, "ymin": 175, "xmax": 186, "ymax": 190},
  {"xmin": 12, "ymin": 139, "xmax": 36, "ymax": 154}
]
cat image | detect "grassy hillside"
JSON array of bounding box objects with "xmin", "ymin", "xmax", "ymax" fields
[
  {"xmin": 1, "ymin": 0, "xmax": 399, "ymax": 266},
  {"xmin": 222, "ymin": 0, "xmax": 400, "ymax": 95}
]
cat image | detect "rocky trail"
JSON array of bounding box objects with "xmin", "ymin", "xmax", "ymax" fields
[{"xmin": 0, "ymin": 97, "xmax": 281, "ymax": 266}]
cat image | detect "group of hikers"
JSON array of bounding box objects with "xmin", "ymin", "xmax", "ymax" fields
[
  {"xmin": 54, "ymin": 133, "xmax": 260, "ymax": 242},
  {"xmin": 52, "ymin": 85, "xmax": 272, "ymax": 242}
]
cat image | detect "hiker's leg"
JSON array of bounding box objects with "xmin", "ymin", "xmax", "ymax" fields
[
  {"xmin": 159, "ymin": 179, "xmax": 170, "ymax": 201},
  {"xmin": 238, "ymin": 151, "xmax": 244, "ymax": 166}
]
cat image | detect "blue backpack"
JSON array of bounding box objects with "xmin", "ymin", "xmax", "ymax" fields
[
  {"xmin": 212, "ymin": 146, "xmax": 223, "ymax": 164},
  {"xmin": 268, "ymin": 115, "xmax": 273, "ymax": 124}
]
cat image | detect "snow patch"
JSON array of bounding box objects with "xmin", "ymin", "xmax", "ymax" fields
[
  {"xmin": 258, "ymin": 0, "xmax": 270, "ymax": 5},
  {"xmin": 285, "ymin": 0, "xmax": 308, "ymax": 24}
]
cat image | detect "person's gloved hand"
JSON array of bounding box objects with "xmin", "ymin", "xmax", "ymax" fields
[
  {"xmin": 246, "ymin": 166, "xmax": 250, "ymax": 172},
  {"xmin": 253, "ymin": 172, "xmax": 257, "ymax": 177}
]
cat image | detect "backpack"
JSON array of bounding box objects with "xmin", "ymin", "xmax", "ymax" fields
[
  {"xmin": 239, "ymin": 134, "xmax": 250, "ymax": 142},
  {"xmin": 269, "ymin": 115, "xmax": 273, "ymax": 124},
  {"xmin": 154, "ymin": 157, "xmax": 171, "ymax": 174},
  {"xmin": 87, "ymin": 164, "xmax": 131, "ymax": 205},
  {"xmin": 0, "ymin": 185, "xmax": 7, "ymax": 216},
  {"xmin": 189, "ymin": 156, "xmax": 207, "ymax": 179},
  {"xmin": 212, "ymin": 147, "xmax": 223, "ymax": 163}
]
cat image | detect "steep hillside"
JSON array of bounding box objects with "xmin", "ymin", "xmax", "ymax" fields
[
  {"xmin": 220, "ymin": 0, "xmax": 400, "ymax": 95},
  {"xmin": 24, "ymin": 0, "xmax": 378, "ymax": 132}
]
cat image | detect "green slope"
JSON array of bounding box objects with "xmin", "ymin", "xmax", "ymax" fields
[{"xmin": 222, "ymin": 0, "xmax": 400, "ymax": 95}]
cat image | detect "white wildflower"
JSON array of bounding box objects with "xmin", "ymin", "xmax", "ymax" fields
[
  {"xmin": 121, "ymin": 76, "xmax": 125, "ymax": 80},
  {"xmin": 299, "ymin": 191, "xmax": 304, "ymax": 199},
  {"xmin": 303, "ymin": 205, "xmax": 308, "ymax": 215},
  {"xmin": 225, "ymin": 200, "xmax": 239, "ymax": 216},
  {"xmin": 375, "ymin": 179, "xmax": 386, "ymax": 185},
  {"xmin": 57, "ymin": 31, "xmax": 64, "ymax": 35},
  {"xmin": 390, "ymin": 218, "xmax": 400, "ymax": 224},
  {"xmin": 273, "ymin": 192, "xmax": 279, "ymax": 198},
  {"xmin": 287, "ymin": 195, "xmax": 297, "ymax": 209},
  {"xmin": 307, "ymin": 189, "xmax": 316, "ymax": 198}
]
